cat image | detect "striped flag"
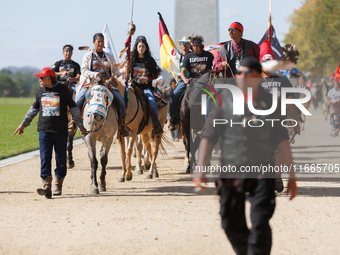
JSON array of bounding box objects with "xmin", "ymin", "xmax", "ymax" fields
[{"xmin": 158, "ymin": 12, "xmax": 180, "ymax": 79}]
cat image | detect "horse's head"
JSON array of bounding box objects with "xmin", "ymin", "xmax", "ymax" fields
[
  {"xmin": 85, "ymin": 85, "xmax": 113, "ymax": 132},
  {"xmin": 189, "ymin": 71, "xmax": 219, "ymax": 104}
]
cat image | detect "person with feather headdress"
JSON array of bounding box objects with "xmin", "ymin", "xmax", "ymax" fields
[{"xmin": 279, "ymin": 44, "xmax": 300, "ymax": 81}]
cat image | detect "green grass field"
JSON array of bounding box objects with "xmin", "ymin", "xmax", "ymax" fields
[{"xmin": 0, "ymin": 97, "xmax": 81, "ymax": 160}]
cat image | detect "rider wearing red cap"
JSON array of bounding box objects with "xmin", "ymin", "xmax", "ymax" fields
[{"xmin": 213, "ymin": 22, "xmax": 260, "ymax": 77}]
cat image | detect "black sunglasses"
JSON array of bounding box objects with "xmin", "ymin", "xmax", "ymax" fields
[
  {"xmin": 228, "ymin": 28, "xmax": 239, "ymax": 32},
  {"xmin": 39, "ymin": 77, "xmax": 46, "ymax": 80}
]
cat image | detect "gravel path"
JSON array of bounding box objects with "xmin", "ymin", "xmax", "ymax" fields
[{"xmin": 0, "ymin": 108, "xmax": 339, "ymax": 255}]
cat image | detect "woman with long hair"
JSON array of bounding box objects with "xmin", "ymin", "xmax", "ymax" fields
[
  {"xmin": 129, "ymin": 35, "xmax": 162, "ymax": 134},
  {"xmin": 75, "ymin": 33, "xmax": 129, "ymax": 136}
]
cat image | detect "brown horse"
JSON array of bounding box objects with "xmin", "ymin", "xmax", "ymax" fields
[{"xmin": 114, "ymin": 78, "xmax": 168, "ymax": 181}]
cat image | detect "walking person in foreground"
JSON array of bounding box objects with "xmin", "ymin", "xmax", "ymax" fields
[
  {"xmin": 14, "ymin": 68, "xmax": 87, "ymax": 199},
  {"xmin": 194, "ymin": 57, "xmax": 297, "ymax": 255}
]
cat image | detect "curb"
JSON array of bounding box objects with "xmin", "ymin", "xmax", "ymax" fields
[{"xmin": 0, "ymin": 139, "xmax": 84, "ymax": 168}]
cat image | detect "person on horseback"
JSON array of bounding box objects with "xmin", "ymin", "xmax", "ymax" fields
[
  {"xmin": 168, "ymin": 35, "xmax": 214, "ymax": 131},
  {"xmin": 14, "ymin": 67, "xmax": 87, "ymax": 199},
  {"xmin": 327, "ymin": 80, "xmax": 340, "ymax": 135},
  {"xmin": 75, "ymin": 33, "xmax": 130, "ymax": 137},
  {"xmin": 259, "ymin": 40, "xmax": 300, "ymax": 193},
  {"xmin": 168, "ymin": 36, "xmax": 191, "ymax": 130},
  {"xmin": 213, "ymin": 22, "xmax": 260, "ymax": 78},
  {"xmin": 128, "ymin": 35, "xmax": 163, "ymax": 135},
  {"xmin": 52, "ymin": 44, "xmax": 81, "ymax": 93}
]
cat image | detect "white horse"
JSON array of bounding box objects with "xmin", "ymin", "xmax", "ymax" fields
[{"xmin": 83, "ymin": 85, "xmax": 123, "ymax": 194}]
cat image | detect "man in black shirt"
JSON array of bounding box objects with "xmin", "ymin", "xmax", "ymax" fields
[
  {"xmin": 14, "ymin": 68, "xmax": 87, "ymax": 199},
  {"xmin": 168, "ymin": 35, "xmax": 214, "ymax": 130},
  {"xmin": 52, "ymin": 44, "xmax": 81, "ymax": 92},
  {"xmin": 194, "ymin": 58, "xmax": 297, "ymax": 255}
]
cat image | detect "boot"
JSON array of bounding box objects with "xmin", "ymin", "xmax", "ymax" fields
[
  {"xmin": 119, "ymin": 116, "xmax": 131, "ymax": 137},
  {"xmin": 149, "ymin": 105, "xmax": 163, "ymax": 135},
  {"xmin": 53, "ymin": 177, "xmax": 65, "ymax": 196},
  {"xmin": 37, "ymin": 176, "xmax": 52, "ymax": 199}
]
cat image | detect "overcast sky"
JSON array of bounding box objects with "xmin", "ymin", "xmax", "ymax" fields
[{"xmin": 0, "ymin": 0, "xmax": 304, "ymax": 70}]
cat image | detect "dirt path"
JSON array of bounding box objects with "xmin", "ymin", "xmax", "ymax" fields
[{"xmin": 1, "ymin": 109, "xmax": 340, "ymax": 255}]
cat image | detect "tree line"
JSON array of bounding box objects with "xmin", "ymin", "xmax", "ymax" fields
[
  {"xmin": 0, "ymin": 67, "xmax": 40, "ymax": 97},
  {"xmin": 284, "ymin": 0, "xmax": 340, "ymax": 78}
]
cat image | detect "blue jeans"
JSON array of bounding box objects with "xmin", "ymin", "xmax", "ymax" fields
[
  {"xmin": 39, "ymin": 131, "xmax": 68, "ymax": 180},
  {"xmin": 143, "ymin": 88, "xmax": 161, "ymax": 127},
  {"xmin": 75, "ymin": 87, "xmax": 126, "ymax": 118},
  {"xmin": 170, "ymin": 81, "xmax": 187, "ymax": 117}
]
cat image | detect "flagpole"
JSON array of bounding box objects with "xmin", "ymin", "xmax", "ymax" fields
[
  {"xmin": 105, "ymin": 23, "xmax": 119, "ymax": 62},
  {"xmin": 268, "ymin": 0, "xmax": 272, "ymax": 43}
]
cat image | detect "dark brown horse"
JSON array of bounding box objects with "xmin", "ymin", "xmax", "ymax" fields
[{"xmin": 179, "ymin": 72, "xmax": 223, "ymax": 173}]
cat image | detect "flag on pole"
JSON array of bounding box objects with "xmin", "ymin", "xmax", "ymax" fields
[
  {"xmin": 258, "ymin": 26, "xmax": 283, "ymax": 60},
  {"xmin": 102, "ymin": 23, "xmax": 117, "ymax": 62},
  {"xmin": 158, "ymin": 12, "xmax": 180, "ymax": 79}
]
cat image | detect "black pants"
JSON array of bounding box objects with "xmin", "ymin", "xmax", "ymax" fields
[{"xmin": 219, "ymin": 179, "xmax": 276, "ymax": 255}]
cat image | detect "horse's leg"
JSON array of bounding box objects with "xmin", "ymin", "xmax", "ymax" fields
[
  {"xmin": 189, "ymin": 132, "xmax": 201, "ymax": 174},
  {"xmin": 182, "ymin": 122, "xmax": 191, "ymax": 174},
  {"xmin": 85, "ymin": 136, "xmax": 99, "ymax": 194},
  {"xmin": 99, "ymin": 136, "xmax": 113, "ymax": 191},
  {"xmin": 141, "ymin": 133, "xmax": 154, "ymax": 179},
  {"xmin": 150, "ymin": 133, "xmax": 162, "ymax": 178},
  {"xmin": 118, "ymin": 132, "xmax": 135, "ymax": 182},
  {"xmin": 144, "ymin": 149, "xmax": 151, "ymax": 171},
  {"xmin": 134, "ymin": 135, "xmax": 144, "ymax": 175}
]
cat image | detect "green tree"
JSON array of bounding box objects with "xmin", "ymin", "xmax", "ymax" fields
[
  {"xmin": 284, "ymin": 0, "xmax": 340, "ymax": 77},
  {"xmin": 0, "ymin": 74, "xmax": 15, "ymax": 97}
]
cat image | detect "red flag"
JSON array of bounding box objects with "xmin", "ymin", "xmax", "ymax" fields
[{"xmin": 334, "ymin": 63, "xmax": 340, "ymax": 81}]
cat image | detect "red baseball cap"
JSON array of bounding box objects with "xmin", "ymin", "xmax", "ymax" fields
[{"xmin": 35, "ymin": 67, "xmax": 56, "ymax": 78}]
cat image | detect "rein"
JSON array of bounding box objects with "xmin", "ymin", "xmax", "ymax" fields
[
  {"xmin": 126, "ymin": 89, "xmax": 140, "ymax": 125},
  {"xmin": 86, "ymin": 115, "xmax": 107, "ymax": 135}
]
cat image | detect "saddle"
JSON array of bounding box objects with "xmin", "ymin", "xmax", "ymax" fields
[{"xmin": 132, "ymin": 86, "xmax": 166, "ymax": 134}]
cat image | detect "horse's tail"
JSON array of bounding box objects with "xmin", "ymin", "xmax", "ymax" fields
[{"xmin": 158, "ymin": 132, "xmax": 175, "ymax": 157}]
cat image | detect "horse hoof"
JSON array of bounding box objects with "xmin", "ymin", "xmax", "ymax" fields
[
  {"xmin": 135, "ymin": 170, "xmax": 143, "ymax": 175},
  {"xmin": 153, "ymin": 172, "xmax": 159, "ymax": 178},
  {"xmin": 99, "ymin": 186, "xmax": 106, "ymax": 192},
  {"xmin": 145, "ymin": 164, "xmax": 151, "ymax": 170},
  {"xmin": 118, "ymin": 177, "xmax": 125, "ymax": 183},
  {"xmin": 91, "ymin": 188, "xmax": 99, "ymax": 195},
  {"xmin": 126, "ymin": 175, "xmax": 133, "ymax": 181},
  {"xmin": 146, "ymin": 174, "xmax": 153, "ymax": 179},
  {"xmin": 67, "ymin": 162, "xmax": 75, "ymax": 169}
]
